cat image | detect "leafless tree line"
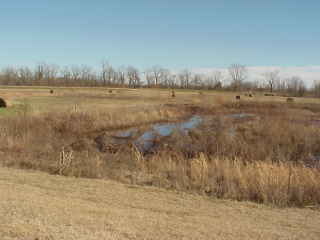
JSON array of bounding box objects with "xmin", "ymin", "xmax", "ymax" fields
[
  {"xmin": 0, "ymin": 62, "xmax": 318, "ymax": 97},
  {"xmin": 0, "ymin": 62, "xmax": 141, "ymax": 88},
  {"xmin": 0, "ymin": 62, "xmax": 224, "ymax": 90}
]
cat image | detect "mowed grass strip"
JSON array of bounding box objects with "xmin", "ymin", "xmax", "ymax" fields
[{"xmin": 0, "ymin": 167, "xmax": 319, "ymax": 240}]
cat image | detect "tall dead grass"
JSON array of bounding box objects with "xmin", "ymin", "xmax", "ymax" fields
[
  {"xmin": 135, "ymin": 152, "xmax": 320, "ymax": 207},
  {"xmin": 0, "ymin": 102, "xmax": 319, "ymax": 207},
  {"xmin": 0, "ymin": 105, "xmax": 188, "ymax": 177}
]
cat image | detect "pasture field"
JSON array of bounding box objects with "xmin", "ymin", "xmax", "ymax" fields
[
  {"xmin": 0, "ymin": 86, "xmax": 320, "ymax": 204},
  {"xmin": 0, "ymin": 86, "xmax": 320, "ymax": 239},
  {"xmin": 1, "ymin": 86, "xmax": 320, "ymax": 112}
]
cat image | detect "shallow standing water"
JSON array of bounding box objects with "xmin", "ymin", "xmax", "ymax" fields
[
  {"xmin": 111, "ymin": 113, "xmax": 255, "ymax": 153},
  {"xmin": 228, "ymin": 113, "xmax": 255, "ymax": 119},
  {"xmin": 116, "ymin": 115, "xmax": 203, "ymax": 152},
  {"xmin": 131, "ymin": 115, "xmax": 203, "ymax": 152}
]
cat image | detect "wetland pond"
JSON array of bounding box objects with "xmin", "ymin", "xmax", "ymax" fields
[{"xmin": 96, "ymin": 113, "xmax": 256, "ymax": 153}]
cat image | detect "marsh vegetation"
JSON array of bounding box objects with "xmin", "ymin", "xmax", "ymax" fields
[{"xmin": 0, "ymin": 88, "xmax": 319, "ymax": 207}]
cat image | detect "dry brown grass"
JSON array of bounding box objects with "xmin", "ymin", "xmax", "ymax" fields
[
  {"xmin": 1, "ymin": 87, "xmax": 320, "ymax": 207},
  {"xmin": 0, "ymin": 104, "xmax": 188, "ymax": 173},
  {"xmin": 139, "ymin": 153, "xmax": 320, "ymax": 207},
  {"xmin": 1, "ymin": 167, "xmax": 320, "ymax": 240}
]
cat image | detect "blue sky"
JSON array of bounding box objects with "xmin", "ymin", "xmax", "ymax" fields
[{"xmin": 1, "ymin": 0, "xmax": 320, "ymax": 71}]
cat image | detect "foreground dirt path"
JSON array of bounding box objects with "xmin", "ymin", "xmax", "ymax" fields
[{"xmin": 0, "ymin": 167, "xmax": 319, "ymax": 240}]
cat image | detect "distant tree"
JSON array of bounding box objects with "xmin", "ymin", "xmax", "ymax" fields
[
  {"xmin": 276, "ymin": 78, "xmax": 287, "ymax": 93},
  {"xmin": 160, "ymin": 69, "xmax": 171, "ymax": 88},
  {"xmin": 145, "ymin": 71, "xmax": 154, "ymax": 87},
  {"xmin": 61, "ymin": 66, "xmax": 72, "ymax": 86},
  {"xmin": 79, "ymin": 65, "xmax": 93, "ymax": 86},
  {"xmin": 178, "ymin": 69, "xmax": 192, "ymax": 89},
  {"xmin": 17, "ymin": 66, "xmax": 33, "ymax": 86},
  {"xmin": 44, "ymin": 63, "xmax": 59, "ymax": 86},
  {"xmin": 286, "ymin": 76, "xmax": 306, "ymax": 97},
  {"xmin": 1, "ymin": 67, "xmax": 18, "ymax": 85},
  {"xmin": 263, "ymin": 70, "xmax": 280, "ymax": 93},
  {"xmin": 191, "ymin": 74, "xmax": 203, "ymax": 89},
  {"xmin": 148, "ymin": 66, "xmax": 167, "ymax": 86},
  {"xmin": 209, "ymin": 71, "xmax": 224, "ymax": 89},
  {"xmin": 35, "ymin": 62, "xmax": 46, "ymax": 85},
  {"xmin": 296, "ymin": 79, "xmax": 306, "ymax": 97},
  {"xmin": 106, "ymin": 65, "xmax": 115, "ymax": 85},
  {"xmin": 228, "ymin": 64, "xmax": 247, "ymax": 91},
  {"xmin": 251, "ymin": 80, "xmax": 263, "ymax": 91},
  {"xmin": 70, "ymin": 65, "xmax": 81, "ymax": 85},
  {"xmin": 127, "ymin": 66, "xmax": 140, "ymax": 88},
  {"xmin": 101, "ymin": 60, "xmax": 115, "ymax": 86},
  {"xmin": 116, "ymin": 66, "xmax": 126, "ymax": 86},
  {"xmin": 168, "ymin": 74, "xmax": 177, "ymax": 88},
  {"xmin": 313, "ymin": 80, "xmax": 320, "ymax": 98}
]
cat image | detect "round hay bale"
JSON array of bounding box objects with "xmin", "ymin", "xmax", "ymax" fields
[{"xmin": 0, "ymin": 98, "xmax": 7, "ymax": 108}]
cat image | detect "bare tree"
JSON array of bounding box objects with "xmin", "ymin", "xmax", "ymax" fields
[
  {"xmin": 251, "ymin": 79, "xmax": 262, "ymax": 91},
  {"xmin": 276, "ymin": 78, "xmax": 287, "ymax": 93},
  {"xmin": 70, "ymin": 65, "xmax": 81, "ymax": 85},
  {"xmin": 79, "ymin": 65, "xmax": 93, "ymax": 86},
  {"xmin": 1, "ymin": 67, "xmax": 18, "ymax": 85},
  {"xmin": 286, "ymin": 76, "xmax": 306, "ymax": 97},
  {"xmin": 34, "ymin": 62, "xmax": 46, "ymax": 85},
  {"xmin": 17, "ymin": 66, "xmax": 33, "ymax": 85},
  {"xmin": 313, "ymin": 80, "xmax": 320, "ymax": 98},
  {"xmin": 127, "ymin": 66, "xmax": 140, "ymax": 88},
  {"xmin": 296, "ymin": 78, "xmax": 306, "ymax": 97},
  {"xmin": 228, "ymin": 64, "xmax": 247, "ymax": 91},
  {"xmin": 145, "ymin": 71, "xmax": 154, "ymax": 87},
  {"xmin": 178, "ymin": 69, "xmax": 192, "ymax": 89},
  {"xmin": 43, "ymin": 63, "xmax": 59, "ymax": 86},
  {"xmin": 148, "ymin": 66, "xmax": 167, "ymax": 86},
  {"xmin": 168, "ymin": 74, "xmax": 177, "ymax": 88},
  {"xmin": 101, "ymin": 60, "xmax": 108, "ymax": 86},
  {"xmin": 61, "ymin": 66, "xmax": 72, "ymax": 86},
  {"xmin": 191, "ymin": 74, "xmax": 203, "ymax": 89},
  {"xmin": 117, "ymin": 66, "xmax": 126, "ymax": 86},
  {"xmin": 106, "ymin": 64, "xmax": 115, "ymax": 85},
  {"xmin": 207, "ymin": 71, "xmax": 224, "ymax": 89},
  {"xmin": 263, "ymin": 70, "xmax": 279, "ymax": 93},
  {"xmin": 160, "ymin": 69, "xmax": 171, "ymax": 88}
]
